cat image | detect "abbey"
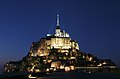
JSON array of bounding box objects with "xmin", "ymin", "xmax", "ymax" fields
[{"xmin": 29, "ymin": 15, "xmax": 79, "ymax": 57}]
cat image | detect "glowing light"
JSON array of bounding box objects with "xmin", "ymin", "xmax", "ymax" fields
[
  {"xmin": 89, "ymin": 57, "xmax": 93, "ymax": 61},
  {"xmin": 28, "ymin": 74, "xmax": 37, "ymax": 79},
  {"xmin": 34, "ymin": 69, "xmax": 40, "ymax": 72},
  {"xmin": 51, "ymin": 61, "xmax": 61, "ymax": 68},
  {"xmin": 70, "ymin": 57, "xmax": 76, "ymax": 59},
  {"xmin": 47, "ymin": 60, "xmax": 52, "ymax": 63},
  {"xmin": 54, "ymin": 68, "xmax": 56, "ymax": 71},
  {"xmin": 46, "ymin": 68, "xmax": 50, "ymax": 72},
  {"xmin": 70, "ymin": 66, "xmax": 75, "ymax": 70},
  {"xmin": 103, "ymin": 62, "xmax": 107, "ymax": 65},
  {"xmin": 97, "ymin": 63, "xmax": 102, "ymax": 67},
  {"xmin": 65, "ymin": 66, "xmax": 70, "ymax": 72},
  {"xmin": 60, "ymin": 65, "xmax": 65, "ymax": 69},
  {"xmin": 88, "ymin": 71, "xmax": 91, "ymax": 73}
]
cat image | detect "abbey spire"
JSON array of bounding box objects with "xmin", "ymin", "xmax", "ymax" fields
[
  {"xmin": 47, "ymin": 14, "xmax": 69, "ymax": 37},
  {"xmin": 56, "ymin": 14, "xmax": 60, "ymax": 29},
  {"xmin": 55, "ymin": 14, "xmax": 69, "ymax": 37},
  {"xmin": 57, "ymin": 14, "xmax": 60, "ymax": 26}
]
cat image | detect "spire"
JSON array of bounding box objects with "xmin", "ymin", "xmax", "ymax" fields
[{"xmin": 57, "ymin": 14, "xmax": 60, "ymax": 26}]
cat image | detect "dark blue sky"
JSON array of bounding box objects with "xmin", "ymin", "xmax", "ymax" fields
[{"xmin": 0, "ymin": 0, "xmax": 120, "ymax": 67}]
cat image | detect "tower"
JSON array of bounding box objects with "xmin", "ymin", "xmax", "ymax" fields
[{"xmin": 55, "ymin": 14, "xmax": 61, "ymax": 37}]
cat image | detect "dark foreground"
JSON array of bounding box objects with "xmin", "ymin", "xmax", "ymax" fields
[{"xmin": 0, "ymin": 71, "xmax": 120, "ymax": 79}]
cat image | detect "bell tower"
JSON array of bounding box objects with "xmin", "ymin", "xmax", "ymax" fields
[{"xmin": 55, "ymin": 14, "xmax": 61, "ymax": 37}]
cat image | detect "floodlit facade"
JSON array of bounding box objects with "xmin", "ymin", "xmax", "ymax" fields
[{"xmin": 29, "ymin": 15, "xmax": 79, "ymax": 57}]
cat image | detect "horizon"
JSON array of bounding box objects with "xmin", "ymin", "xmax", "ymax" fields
[{"xmin": 0, "ymin": 0, "xmax": 120, "ymax": 69}]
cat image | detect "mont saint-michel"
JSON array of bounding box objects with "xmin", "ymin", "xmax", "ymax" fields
[{"xmin": 3, "ymin": 15, "xmax": 118, "ymax": 78}]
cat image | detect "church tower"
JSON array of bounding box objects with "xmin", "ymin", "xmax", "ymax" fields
[{"xmin": 55, "ymin": 14, "xmax": 61, "ymax": 37}]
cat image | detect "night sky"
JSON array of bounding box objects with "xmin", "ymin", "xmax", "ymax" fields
[{"xmin": 0, "ymin": 0, "xmax": 120, "ymax": 68}]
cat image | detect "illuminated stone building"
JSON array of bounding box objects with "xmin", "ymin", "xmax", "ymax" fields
[
  {"xmin": 29, "ymin": 15, "xmax": 79, "ymax": 57},
  {"xmin": 4, "ymin": 15, "xmax": 117, "ymax": 73}
]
